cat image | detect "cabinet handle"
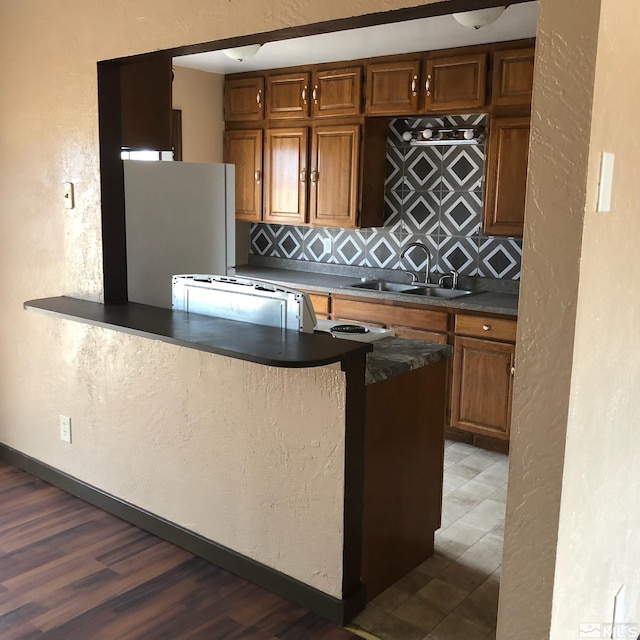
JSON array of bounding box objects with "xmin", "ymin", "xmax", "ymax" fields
[
  {"xmin": 425, "ymin": 75, "xmax": 432, "ymax": 97},
  {"xmin": 482, "ymin": 324, "xmax": 490, "ymax": 331},
  {"xmin": 302, "ymin": 85, "xmax": 307, "ymax": 104},
  {"xmin": 312, "ymin": 85, "xmax": 318, "ymax": 104},
  {"xmin": 299, "ymin": 169, "xmax": 307, "ymax": 183},
  {"xmin": 411, "ymin": 75, "xmax": 418, "ymax": 97},
  {"xmin": 310, "ymin": 169, "xmax": 318, "ymax": 183},
  {"xmin": 255, "ymin": 169, "xmax": 261, "ymax": 183},
  {"xmin": 510, "ymin": 364, "xmax": 516, "ymax": 377}
]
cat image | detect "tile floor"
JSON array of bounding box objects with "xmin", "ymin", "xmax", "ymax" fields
[{"xmin": 349, "ymin": 440, "xmax": 508, "ymax": 640}]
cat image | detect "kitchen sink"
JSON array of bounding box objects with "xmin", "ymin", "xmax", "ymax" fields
[
  {"xmin": 405, "ymin": 285, "xmax": 474, "ymax": 299},
  {"xmin": 348, "ymin": 280, "xmax": 420, "ymax": 293},
  {"xmin": 347, "ymin": 280, "xmax": 474, "ymax": 299}
]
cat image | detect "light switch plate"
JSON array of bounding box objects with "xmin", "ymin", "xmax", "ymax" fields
[
  {"xmin": 64, "ymin": 182, "xmax": 74, "ymax": 209},
  {"xmin": 60, "ymin": 414, "xmax": 72, "ymax": 443},
  {"xmin": 597, "ymin": 152, "xmax": 615, "ymax": 212}
]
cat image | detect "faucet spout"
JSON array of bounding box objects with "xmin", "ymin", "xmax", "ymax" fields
[{"xmin": 400, "ymin": 242, "xmax": 432, "ymax": 284}]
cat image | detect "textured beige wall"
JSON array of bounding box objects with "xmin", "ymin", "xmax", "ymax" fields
[
  {"xmin": 172, "ymin": 66, "xmax": 224, "ymax": 163},
  {"xmin": 497, "ymin": 0, "xmax": 603, "ymax": 637},
  {"xmin": 0, "ymin": 0, "xmax": 437, "ymax": 597},
  {"xmin": 548, "ymin": 0, "xmax": 640, "ymax": 635}
]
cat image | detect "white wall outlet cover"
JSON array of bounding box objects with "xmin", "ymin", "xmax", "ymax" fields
[
  {"xmin": 60, "ymin": 414, "xmax": 72, "ymax": 443},
  {"xmin": 597, "ymin": 151, "xmax": 615, "ymax": 212},
  {"xmin": 63, "ymin": 182, "xmax": 75, "ymax": 209}
]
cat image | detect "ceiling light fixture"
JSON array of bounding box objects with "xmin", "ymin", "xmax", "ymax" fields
[
  {"xmin": 452, "ymin": 6, "xmax": 507, "ymax": 29},
  {"xmin": 222, "ymin": 44, "xmax": 262, "ymax": 62}
]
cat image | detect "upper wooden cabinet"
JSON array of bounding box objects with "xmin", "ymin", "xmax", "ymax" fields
[
  {"xmin": 263, "ymin": 128, "xmax": 308, "ymax": 225},
  {"xmin": 491, "ymin": 47, "xmax": 535, "ymax": 107},
  {"xmin": 483, "ymin": 116, "xmax": 530, "ymax": 236},
  {"xmin": 311, "ymin": 66, "xmax": 362, "ymax": 118},
  {"xmin": 120, "ymin": 53, "xmax": 173, "ymax": 150},
  {"xmin": 266, "ymin": 72, "xmax": 310, "ymax": 120},
  {"xmin": 224, "ymin": 129, "xmax": 263, "ymax": 222},
  {"xmin": 224, "ymin": 76, "xmax": 264, "ymax": 122},
  {"xmin": 365, "ymin": 58, "xmax": 421, "ymax": 115},
  {"xmin": 424, "ymin": 53, "xmax": 487, "ymax": 112}
]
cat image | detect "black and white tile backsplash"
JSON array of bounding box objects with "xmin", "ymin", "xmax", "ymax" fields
[{"xmin": 250, "ymin": 114, "xmax": 522, "ymax": 280}]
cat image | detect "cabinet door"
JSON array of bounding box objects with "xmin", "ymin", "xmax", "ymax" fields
[
  {"xmin": 491, "ymin": 48, "xmax": 535, "ymax": 107},
  {"xmin": 424, "ymin": 53, "xmax": 487, "ymax": 112},
  {"xmin": 263, "ymin": 128, "xmax": 308, "ymax": 225},
  {"xmin": 266, "ymin": 72, "xmax": 310, "ymax": 120},
  {"xmin": 309, "ymin": 124, "xmax": 360, "ymax": 227},
  {"xmin": 224, "ymin": 129, "xmax": 263, "ymax": 222},
  {"xmin": 224, "ymin": 77, "xmax": 264, "ymax": 122},
  {"xmin": 311, "ymin": 66, "xmax": 362, "ymax": 118},
  {"xmin": 365, "ymin": 59, "xmax": 421, "ymax": 115},
  {"xmin": 450, "ymin": 336, "xmax": 514, "ymax": 440},
  {"xmin": 483, "ymin": 116, "xmax": 530, "ymax": 236},
  {"xmin": 120, "ymin": 53, "xmax": 173, "ymax": 150}
]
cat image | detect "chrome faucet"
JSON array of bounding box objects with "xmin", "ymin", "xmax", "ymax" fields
[
  {"xmin": 401, "ymin": 242, "xmax": 432, "ymax": 284},
  {"xmin": 438, "ymin": 269, "xmax": 459, "ymax": 290}
]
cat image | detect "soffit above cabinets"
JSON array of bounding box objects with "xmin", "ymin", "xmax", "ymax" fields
[{"xmin": 173, "ymin": 2, "xmax": 538, "ymax": 75}]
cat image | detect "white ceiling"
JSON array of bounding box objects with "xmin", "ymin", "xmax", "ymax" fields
[{"xmin": 173, "ymin": 2, "xmax": 538, "ymax": 75}]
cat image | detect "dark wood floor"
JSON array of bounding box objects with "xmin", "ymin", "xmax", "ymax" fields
[{"xmin": 0, "ymin": 461, "xmax": 356, "ymax": 640}]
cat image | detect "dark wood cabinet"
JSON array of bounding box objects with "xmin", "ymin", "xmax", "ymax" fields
[
  {"xmin": 483, "ymin": 116, "xmax": 530, "ymax": 236},
  {"xmin": 266, "ymin": 72, "xmax": 310, "ymax": 120},
  {"xmin": 263, "ymin": 128, "xmax": 308, "ymax": 225},
  {"xmin": 450, "ymin": 336, "xmax": 514, "ymax": 441},
  {"xmin": 224, "ymin": 76, "xmax": 265, "ymax": 122},
  {"xmin": 423, "ymin": 53, "xmax": 487, "ymax": 112},
  {"xmin": 491, "ymin": 47, "xmax": 535, "ymax": 107},
  {"xmin": 365, "ymin": 58, "xmax": 421, "ymax": 115},
  {"xmin": 224, "ymin": 129, "xmax": 263, "ymax": 222},
  {"xmin": 120, "ymin": 53, "xmax": 173, "ymax": 150},
  {"xmin": 311, "ymin": 66, "xmax": 362, "ymax": 118}
]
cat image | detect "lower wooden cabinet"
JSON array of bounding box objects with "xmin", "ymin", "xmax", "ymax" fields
[{"xmin": 450, "ymin": 315, "xmax": 516, "ymax": 441}]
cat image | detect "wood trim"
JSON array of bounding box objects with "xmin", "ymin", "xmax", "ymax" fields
[{"xmin": 0, "ymin": 443, "xmax": 367, "ymax": 625}]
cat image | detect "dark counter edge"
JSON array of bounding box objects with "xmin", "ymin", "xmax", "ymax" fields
[
  {"xmin": 24, "ymin": 296, "xmax": 371, "ymax": 369},
  {"xmin": 0, "ymin": 444, "xmax": 366, "ymax": 625}
]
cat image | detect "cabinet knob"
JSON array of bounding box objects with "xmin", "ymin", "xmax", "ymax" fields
[
  {"xmin": 255, "ymin": 169, "xmax": 261, "ymax": 183},
  {"xmin": 411, "ymin": 75, "xmax": 418, "ymax": 97},
  {"xmin": 482, "ymin": 324, "xmax": 490, "ymax": 331},
  {"xmin": 425, "ymin": 75, "xmax": 432, "ymax": 97},
  {"xmin": 312, "ymin": 85, "xmax": 318, "ymax": 104},
  {"xmin": 510, "ymin": 365, "xmax": 516, "ymax": 377},
  {"xmin": 256, "ymin": 90, "xmax": 262, "ymax": 106},
  {"xmin": 310, "ymin": 169, "xmax": 318, "ymax": 184},
  {"xmin": 302, "ymin": 86, "xmax": 307, "ymax": 105},
  {"xmin": 299, "ymin": 169, "xmax": 307, "ymax": 183}
]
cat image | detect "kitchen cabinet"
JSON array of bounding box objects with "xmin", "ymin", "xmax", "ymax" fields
[
  {"xmin": 450, "ymin": 314, "xmax": 516, "ymax": 441},
  {"xmin": 311, "ymin": 66, "xmax": 362, "ymax": 118},
  {"xmin": 423, "ymin": 52, "xmax": 487, "ymax": 112},
  {"xmin": 365, "ymin": 58, "xmax": 421, "ymax": 115},
  {"xmin": 224, "ymin": 76, "xmax": 265, "ymax": 121},
  {"xmin": 491, "ymin": 47, "xmax": 535, "ymax": 107},
  {"xmin": 120, "ymin": 53, "xmax": 173, "ymax": 150},
  {"xmin": 263, "ymin": 128, "xmax": 308, "ymax": 225},
  {"xmin": 224, "ymin": 129, "xmax": 263, "ymax": 222},
  {"xmin": 266, "ymin": 72, "xmax": 310, "ymax": 120},
  {"xmin": 262, "ymin": 120, "xmax": 387, "ymax": 228},
  {"xmin": 483, "ymin": 116, "xmax": 531, "ymax": 236}
]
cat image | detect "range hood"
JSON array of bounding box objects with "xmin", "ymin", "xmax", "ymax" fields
[{"xmin": 401, "ymin": 126, "xmax": 486, "ymax": 146}]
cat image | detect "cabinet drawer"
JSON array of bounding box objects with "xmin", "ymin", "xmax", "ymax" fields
[
  {"xmin": 389, "ymin": 325, "xmax": 448, "ymax": 344},
  {"xmin": 333, "ymin": 297, "xmax": 449, "ymax": 333},
  {"xmin": 455, "ymin": 314, "xmax": 516, "ymax": 342},
  {"xmin": 307, "ymin": 293, "xmax": 330, "ymax": 316}
]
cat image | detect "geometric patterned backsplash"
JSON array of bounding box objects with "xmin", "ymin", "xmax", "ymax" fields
[{"xmin": 250, "ymin": 114, "xmax": 522, "ymax": 280}]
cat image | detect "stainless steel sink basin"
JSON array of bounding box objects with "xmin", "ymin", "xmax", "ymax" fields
[
  {"xmin": 348, "ymin": 280, "xmax": 420, "ymax": 293},
  {"xmin": 405, "ymin": 285, "xmax": 474, "ymax": 299}
]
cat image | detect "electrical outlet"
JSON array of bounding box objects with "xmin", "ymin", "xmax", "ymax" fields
[
  {"xmin": 322, "ymin": 237, "xmax": 332, "ymax": 254},
  {"xmin": 60, "ymin": 414, "xmax": 72, "ymax": 443}
]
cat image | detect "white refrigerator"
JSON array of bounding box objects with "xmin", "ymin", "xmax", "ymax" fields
[{"xmin": 123, "ymin": 160, "xmax": 235, "ymax": 308}]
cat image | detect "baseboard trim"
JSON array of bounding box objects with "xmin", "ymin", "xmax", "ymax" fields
[{"xmin": 0, "ymin": 444, "xmax": 366, "ymax": 625}]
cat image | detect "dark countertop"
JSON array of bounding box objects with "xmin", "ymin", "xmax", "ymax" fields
[
  {"xmin": 235, "ymin": 265, "xmax": 519, "ymax": 317},
  {"xmin": 24, "ymin": 297, "xmax": 450, "ymax": 384}
]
